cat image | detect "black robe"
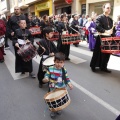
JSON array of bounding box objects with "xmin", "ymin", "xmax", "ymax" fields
[
  {"xmin": 57, "ymin": 21, "xmax": 71, "ymax": 58},
  {"xmin": 90, "ymin": 14, "xmax": 115, "ymax": 69},
  {"xmin": 37, "ymin": 38, "xmax": 58, "ymax": 84},
  {"xmin": 13, "ymin": 28, "xmax": 34, "ymax": 73}
]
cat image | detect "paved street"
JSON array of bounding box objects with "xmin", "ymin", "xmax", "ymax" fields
[{"xmin": 0, "ymin": 39, "xmax": 120, "ymax": 120}]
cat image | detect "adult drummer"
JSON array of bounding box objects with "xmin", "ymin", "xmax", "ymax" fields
[
  {"xmin": 13, "ymin": 19, "xmax": 36, "ymax": 78},
  {"xmin": 57, "ymin": 15, "xmax": 71, "ymax": 60},
  {"xmin": 90, "ymin": 3, "xmax": 115, "ymax": 73}
]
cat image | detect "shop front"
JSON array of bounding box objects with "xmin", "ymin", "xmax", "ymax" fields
[
  {"xmin": 54, "ymin": 0, "xmax": 72, "ymax": 15},
  {"xmin": 35, "ymin": 0, "xmax": 52, "ymax": 17}
]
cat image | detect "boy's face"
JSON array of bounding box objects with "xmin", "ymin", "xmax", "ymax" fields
[
  {"xmin": 19, "ymin": 20, "xmax": 26, "ymax": 29},
  {"xmin": 46, "ymin": 32, "xmax": 53, "ymax": 39},
  {"xmin": 54, "ymin": 60, "xmax": 64, "ymax": 69}
]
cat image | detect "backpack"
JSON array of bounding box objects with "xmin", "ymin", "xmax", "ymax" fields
[{"xmin": 0, "ymin": 19, "xmax": 6, "ymax": 36}]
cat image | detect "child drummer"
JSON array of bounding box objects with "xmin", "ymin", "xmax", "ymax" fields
[
  {"xmin": 37, "ymin": 27, "xmax": 58, "ymax": 88},
  {"xmin": 43, "ymin": 52, "xmax": 73, "ymax": 119}
]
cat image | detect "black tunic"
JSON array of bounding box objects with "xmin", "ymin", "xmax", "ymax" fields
[
  {"xmin": 13, "ymin": 28, "xmax": 34, "ymax": 73},
  {"xmin": 90, "ymin": 14, "xmax": 115, "ymax": 69},
  {"xmin": 37, "ymin": 38, "xmax": 58, "ymax": 84}
]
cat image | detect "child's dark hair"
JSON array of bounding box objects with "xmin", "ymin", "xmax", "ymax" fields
[
  {"xmin": 43, "ymin": 27, "xmax": 53, "ymax": 37},
  {"xmin": 54, "ymin": 52, "xmax": 65, "ymax": 61}
]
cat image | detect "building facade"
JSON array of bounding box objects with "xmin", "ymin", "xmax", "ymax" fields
[
  {"xmin": 35, "ymin": 0, "xmax": 53, "ymax": 17},
  {"xmin": 0, "ymin": 0, "xmax": 10, "ymax": 18},
  {"xmin": 0, "ymin": 0, "xmax": 120, "ymax": 21}
]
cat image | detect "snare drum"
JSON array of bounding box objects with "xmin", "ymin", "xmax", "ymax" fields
[
  {"xmin": 17, "ymin": 43, "xmax": 37, "ymax": 62},
  {"xmin": 101, "ymin": 37, "xmax": 120, "ymax": 53},
  {"xmin": 62, "ymin": 34, "xmax": 81, "ymax": 44},
  {"xmin": 42, "ymin": 56, "xmax": 54, "ymax": 71},
  {"xmin": 44, "ymin": 88, "xmax": 71, "ymax": 112},
  {"xmin": 49, "ymin": 32, "xmax": 59, "ymax": 41},
  {"xmin": 29, "ymin": 26, "xmax": 41, "ymax": 36}
]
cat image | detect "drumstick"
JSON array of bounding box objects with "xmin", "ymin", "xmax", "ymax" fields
[{"xmin": 69, "ymin": 26, "xmax": 80, "ymax": 33}]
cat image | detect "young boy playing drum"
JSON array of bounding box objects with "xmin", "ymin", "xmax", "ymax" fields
[{"xmin": 43, "ymin": 52, "xmax": 73, "ymax": 119}]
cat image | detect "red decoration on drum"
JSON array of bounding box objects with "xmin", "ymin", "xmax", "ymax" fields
[{"xmin": 65, "ymin": 0, "xmax": 72, "ymax": 4}]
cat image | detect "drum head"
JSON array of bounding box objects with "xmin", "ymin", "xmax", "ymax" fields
[
  {"xmin": 43, "ymin": 56, "xmax": 54, "ymax": 66},
  {"xmin": 45, "ymin": 90, "xmax": 65, "ymax": 99}
]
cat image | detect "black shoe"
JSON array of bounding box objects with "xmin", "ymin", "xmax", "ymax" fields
[
  {"xmin": 3, "ymin": 53, "xmax": 6, "ymax": 55},
  {"xmin": 21, "ymin": 72, "xmax": 25, "ymax": 74},
  {"xmin": 56, "ymin": 111, "xmax": 62, "ymax": 115},
  {"xmin": 74, "ymin": 44, "xmax": 78, "ymax": 47},
  {"xmin": 65, "ymin": 58, "xmax": 70, "ymax": 60},
  {"xmin": 0, "ymin": 59, "xmax": 4, "ymax": 63},
  {"xmin": 101, "ymin": 68, "xmax": 111, "ymax": 73},
  {"xmin": 39, "ymin": 83, "xmax": 43, "ymax": 88},
  {"xmin": 50, "ymin": 112, "xmax": 56, "ymax": 119},
  {"xmin": 91, "ymin": 67, "xmax": 96, "ymax": 72}
]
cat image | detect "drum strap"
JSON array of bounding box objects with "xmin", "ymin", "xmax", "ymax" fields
[{"xmin": 62, "ymin": 67, "xmax": 67, "ymax": 85}]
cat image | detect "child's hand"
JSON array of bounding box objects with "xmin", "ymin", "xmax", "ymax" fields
[
  {"xmin": 68, "ymin": 83, "xmax": 73, "ymax": 90},
  {"xmin": 42, "ymin": 78, "xmax": 49, "ymax": 83},
  {"xmin": 49, "ymin": 52, "xmax": 54, "ymax": 56}
]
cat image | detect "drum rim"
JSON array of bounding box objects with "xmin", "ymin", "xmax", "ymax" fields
[
  {"xmin": 42, "ymin": 56, "xmax": 55, "ymax": 66},
  {"xmin": 44, "ymin": 88, "xmax": 68, "ymax": 102}
]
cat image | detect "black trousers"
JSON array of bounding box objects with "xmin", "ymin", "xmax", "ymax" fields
[
  {"xmin": 90, "ymin": 35, "xmax": 110, "ymax": 69},
  {"xmin": 37, "ymin": 58, "xmax": 45, "ymax": 85},
  {"xmin": 5, "ymin": 33, "xmax": 9, "ymax": 47}
]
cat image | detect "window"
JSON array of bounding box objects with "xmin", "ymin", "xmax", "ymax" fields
[{"xmin": 81, "ymin": 4, "xmax": 86, "ymax": 15}]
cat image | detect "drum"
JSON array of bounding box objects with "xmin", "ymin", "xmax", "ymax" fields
[
  {"xmin": 29, "ymin": 26, "xmax": 41, "ymax": 35},
  {"xmin": 44, "ymin": 88, "xmax": 71, "ymax": 112},
  {"xmin": 42, "ymin": 56, "xmax": 54, "ymax": 71},
  {"xmin": 17, "ymin": 43, "xmax": 37, "ymax": 62},
  {"xmin": 50, "ymin": 32, "xmax": 59, "ymax": 41},
  {"xmin": 0, "ymin": 36, "xmax": 5, "ymax": 47},
  {"xmin": 62, "ymin": 34, "xmax": 81, "ymax": 45},
  {"xmin": 101, "ymin": 37, "xmax": 120, "ymax": 54}
]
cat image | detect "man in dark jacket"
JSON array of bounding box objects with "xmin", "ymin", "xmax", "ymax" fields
[{"xmin": 7, "ymin": 6, "xmax": 29, "ymax": 40}]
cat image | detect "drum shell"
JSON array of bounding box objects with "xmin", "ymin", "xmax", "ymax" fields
[
  {"xmin": 61, "ymin": 34, "xmax": 81, "ymax": 45},
  {"xmin": 17, "ymin": 43, "xmax": 37, "ymax": 62},
  {"xmin": 44, "ymin": 88, "xmax": 71, "ymax": 112},
  {"xmin": 101, "ymin": 37, "xmax": 120, "ymax": 53},
  {"xmin": 42, "ymin": 56, "xmax": 54, "ymax": 71}
]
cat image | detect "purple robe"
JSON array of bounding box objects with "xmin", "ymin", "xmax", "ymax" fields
[
  {"xmin": 115, "ymin": 21, "xmax": 120, "ymax": 37},
  {"xmin": 88, "ymin": 21, "xmax": 96, "ymax": 50}
]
